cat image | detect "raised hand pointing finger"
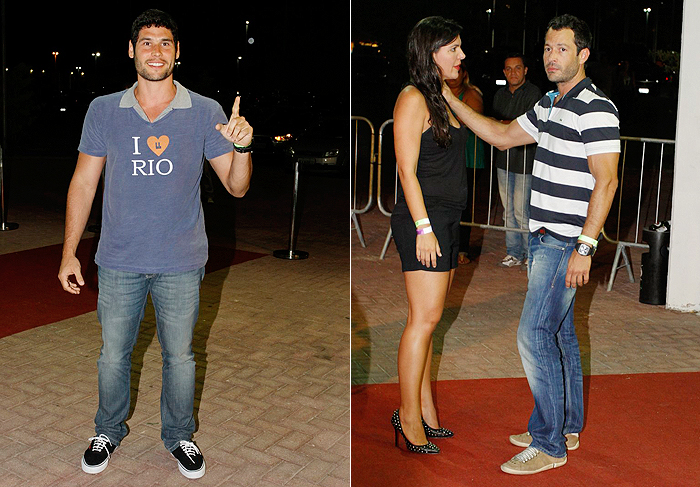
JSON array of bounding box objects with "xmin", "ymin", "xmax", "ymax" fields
[
  {"xmin": 216, "ymin": 96, "xmax": 253, "ymax": 148},
  {"xmin": 231, "ymin": 96, "xmax": 240, "ymax": 119}
]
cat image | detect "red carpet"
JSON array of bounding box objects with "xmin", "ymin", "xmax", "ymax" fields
[
  {"xmin": 352, "ymin": 373, "xmax": 700, "ymax": 486},
  {"xmin": 0, "ymin": 238, "xmax": 266, "ymax": 338}
]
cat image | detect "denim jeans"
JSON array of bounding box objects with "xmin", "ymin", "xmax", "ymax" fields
[
  {"xmin": 497, "ymin": 168, "xmax": 531, "ymax": 260},
  {"xmin": 517, "ymin": 232, "xmax": 583, "ymax": 458},
  {"xmin": 95, "ymin": 266, "xmax": 205, "ymax": 451}
]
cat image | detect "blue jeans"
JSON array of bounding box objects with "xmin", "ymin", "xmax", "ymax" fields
[
  {"xmin": 517, "ymin": 232, "xmax": 583, "ymax": 458},
  {"xmin": 95, "ymin": 266, "xmax": 205, "ymax": 451},
  {"xmin": 497, "ymin": 168, "xmax": 531, "ymax": 260}
]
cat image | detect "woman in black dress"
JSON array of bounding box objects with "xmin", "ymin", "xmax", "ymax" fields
[{"xmin": 390, "ymin": 16, "xmax": 469, "ymax": 454}]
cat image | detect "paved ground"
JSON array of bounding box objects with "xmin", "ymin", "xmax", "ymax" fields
[
  {"xmin": 352, "ymin": 206, "xmax": 700, "ymax": 387},
  {"xmin": 0, "ymin": 159, "xmax": 349, "ymax": 487}
]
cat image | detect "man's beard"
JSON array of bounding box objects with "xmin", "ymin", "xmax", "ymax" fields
[
  {"xmin": 545, "ymin": 61, "xmax": 578, "ymax": 84},
  {"xmin": 134, "ymin": 58, "xmax": 174, "ymax": 82}
]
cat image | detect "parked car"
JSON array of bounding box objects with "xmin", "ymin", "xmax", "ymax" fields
[
  {"xmin": 248, "ymin": 104, "xmax": 309, "ymax": 160},
  {"xmin": 232, "ymin": 91, "xmax": 314, "ymax": 160},
  {"xmin": 284, "ymin": 116, "xmax": 349, "ymax": 174}
]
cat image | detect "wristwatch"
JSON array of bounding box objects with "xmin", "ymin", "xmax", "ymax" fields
[{"xmin": 575, "ymin": 241, "xmax": 596, "ymax": 257}]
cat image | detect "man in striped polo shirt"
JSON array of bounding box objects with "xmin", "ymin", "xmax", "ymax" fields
[{"xmin": 444, "ymin": 14, "xmax": 619, "ymax": 475}]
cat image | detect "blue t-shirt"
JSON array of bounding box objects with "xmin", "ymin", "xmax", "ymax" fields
[{"xmin": 78, "ymin": 81, "xmax": 233, "ymax": 273}]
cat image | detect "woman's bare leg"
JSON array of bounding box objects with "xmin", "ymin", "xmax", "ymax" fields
[
  {"xmin": 398, "ymin": 270, "xmax": 451, "ymax": 445},
  {"xmin": 420, "ymin": 268, "xmax": 455, "ymax": 428}
]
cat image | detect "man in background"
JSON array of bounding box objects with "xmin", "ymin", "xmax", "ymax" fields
[{"xmin": 492, "ymin": 53, "xmax": 541, "ymax": 268}]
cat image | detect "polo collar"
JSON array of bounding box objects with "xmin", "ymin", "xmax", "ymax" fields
[
  {"xmin": 119, "ymin": 80, "xmax": 192, "ymax": 122},
  {"xmin": 546, "ymin": 77, "xmax": 593, "ymax": 106},
  {"xmin": 564, "ymin": 76, "xmax": 593, "ymax": 99}
]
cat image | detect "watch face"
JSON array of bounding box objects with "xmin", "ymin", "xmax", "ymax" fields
[{"xmin": 576, "ymin": 242, "xmax": 592, "ymax": 256}]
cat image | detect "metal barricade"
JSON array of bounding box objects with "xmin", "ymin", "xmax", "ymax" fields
[
  {"xmin": 362, "ymin": 115, "xmax": 674, "ymax": 292},
  {"xmin": 605, "ymin": 136, "xmax": 675, "ymax": 291},
  {"xmin": 477, "ymin": 144, "xmax": 531, "ymax": 234},
  {"xmin": 377, "ymin": 120, "xmax": 394, "ymax": 259},
  {"xmin": 376, "ymin": 119, "xmax": 395, "ymax": 218},
  {"xmin": 351, "ymin": 116, "xmax": 375, "ymax": 247},
  {"xmin": 376, "ymin": 119, "xmax": 529, "ymax": 259}
]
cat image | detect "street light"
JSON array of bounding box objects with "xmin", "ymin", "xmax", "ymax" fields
[
  {"xmin": 51, "ymin": 52, "xmax": 60, "ymax": 91},
  {"xmin": 486, "ymin": 9, "xmax": 493, "ymax": 49},
  {"xmin": 245, "ymin": 20, "xmax": 254, "ymax": 47},
  {"xmin": 644, "ymin": 8, "xmax": 651, "ymax": 46}
]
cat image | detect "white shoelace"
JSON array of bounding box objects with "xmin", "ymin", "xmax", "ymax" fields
[
  {"xmin": 88, "ymin": 434, "xmax": 112, "ymax": 454},
  {"xmin": 178, "ymin": 440, "xmax": 201, "ymax": 461},
  {"xmin": 513, "ymin": 446, "xmax": 539, "ymax": 463}
]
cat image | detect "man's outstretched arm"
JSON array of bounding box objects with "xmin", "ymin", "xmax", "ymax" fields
[{"xmin": 443, "ymin": 83, "xmax": 536, "ymax": 150}]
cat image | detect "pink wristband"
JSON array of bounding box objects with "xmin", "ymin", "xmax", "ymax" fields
[{"xmin": 416, "ymin": 226, "xmax": 433, "ymax": 235}]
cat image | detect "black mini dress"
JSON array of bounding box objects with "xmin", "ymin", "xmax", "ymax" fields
[{"xmin": 391, "ymin": 124, "xmax": 469, "ymax": 272}]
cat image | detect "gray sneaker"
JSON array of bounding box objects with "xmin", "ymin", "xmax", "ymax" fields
[
  {"xmin": 501, "ymin": 447, "xmax": 567, "ymax": 475},
  {"xmin": 509, "ymin": 431, "xmax": 580, "ymax": 451}
]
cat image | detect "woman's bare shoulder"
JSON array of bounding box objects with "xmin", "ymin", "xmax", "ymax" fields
[{"xmin": 395, "ymin": 85, "xmax": 429, "ymax": 120}]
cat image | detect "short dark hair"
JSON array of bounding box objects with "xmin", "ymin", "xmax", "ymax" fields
[
  {"xmin": 546, "ymin": 14, "xmax": 592, "ymax": 54},
  {"xmin": 504, "ymin": 52, "xmax": 527, "ymax": 68},
  {"xmin": 131, "ymin": 9, "xmax": 179, "ymax": 47}
]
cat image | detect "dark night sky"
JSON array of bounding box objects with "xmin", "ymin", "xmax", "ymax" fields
[
  {"xmin": 3, "ymin": 2, "xmax": 348, "ymax": 100},
  {"xmin": 352, "ymin": 0, "xmax": 681, "ymax": 62},
  {"xmin": 351, "ymin": 0, "xmax": 683, "ymax": 137},
  {"xmin": 0, "ymin": 2, "xmax": 349, "ymax": 155}
]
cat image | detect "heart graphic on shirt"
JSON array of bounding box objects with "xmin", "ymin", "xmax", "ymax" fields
[{"xmin": 147, "ymin": 135, "xmax": 169, "ymax": 156}]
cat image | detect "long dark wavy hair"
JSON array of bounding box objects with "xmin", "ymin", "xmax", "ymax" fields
[{"xmin": 406, "ymin": 16, "xmax": 462, "ymax": 148}]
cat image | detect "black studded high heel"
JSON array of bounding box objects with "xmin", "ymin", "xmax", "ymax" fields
[
  {"xmin": 422, "ymin": 418, "xmax": 454, "ymax": 438},
  {"xmin": 391, "ymin": 409, "xmax": 440, "ymax": 454}
]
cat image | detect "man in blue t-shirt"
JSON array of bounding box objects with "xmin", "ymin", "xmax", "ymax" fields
[
  {"xmin": 57, "ymin": 9, "xmax": 253, "ymax": 480},
  {"xmin": 444, "ymin": 15, "xmax": 619, "ymax": 475}
]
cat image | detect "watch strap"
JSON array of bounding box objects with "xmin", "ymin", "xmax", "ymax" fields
[{"xmin": 575, "ymin": 242, "xmax": 596, "ymax": 257}]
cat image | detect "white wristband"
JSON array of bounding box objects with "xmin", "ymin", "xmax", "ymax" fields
[
  {"xmin": 578, "ymin": 234, "xmax": 598, "ymax": 248},
  {"xmin": 414, "ymin": 218, "xmax": 431, "ymax": 228}
]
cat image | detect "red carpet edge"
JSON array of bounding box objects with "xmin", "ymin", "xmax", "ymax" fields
[{"xmin": 0, "ymin": 238, "xmax": 266, "ymax": 338}]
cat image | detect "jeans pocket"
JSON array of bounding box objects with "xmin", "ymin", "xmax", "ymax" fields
[
  {"xmin": 538, "ymin": 233, "xmax": 567, "ymax": 250},
  {"xmin": 530, "ymin": 235, "xmax": 573, "ymax": 289}
]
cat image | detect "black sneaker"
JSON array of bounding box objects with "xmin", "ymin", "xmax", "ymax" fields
[
  {"xmin": 171, "ymin": 440, "xmax": 206, "ymax": 479},
  {"xmin": 81, "ymin": 434, "xmax": 117, "ymax": 474}
]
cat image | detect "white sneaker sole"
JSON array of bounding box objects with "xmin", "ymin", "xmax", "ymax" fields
[
  {"xmin": 500, "ymin": 455, "xmax": 567, "ymax": 475},
  {"xmin": 81, "ymin": 456, "xmax": 109, "ymax": 474},
  {"xmin": 176, "ymin": 459, "xmax": 206, "ymax": 479}
]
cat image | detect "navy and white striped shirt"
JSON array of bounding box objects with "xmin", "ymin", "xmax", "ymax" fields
[{"xmin": 517, "ymin": 77, "xmax": 620, "ymax": 239}]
